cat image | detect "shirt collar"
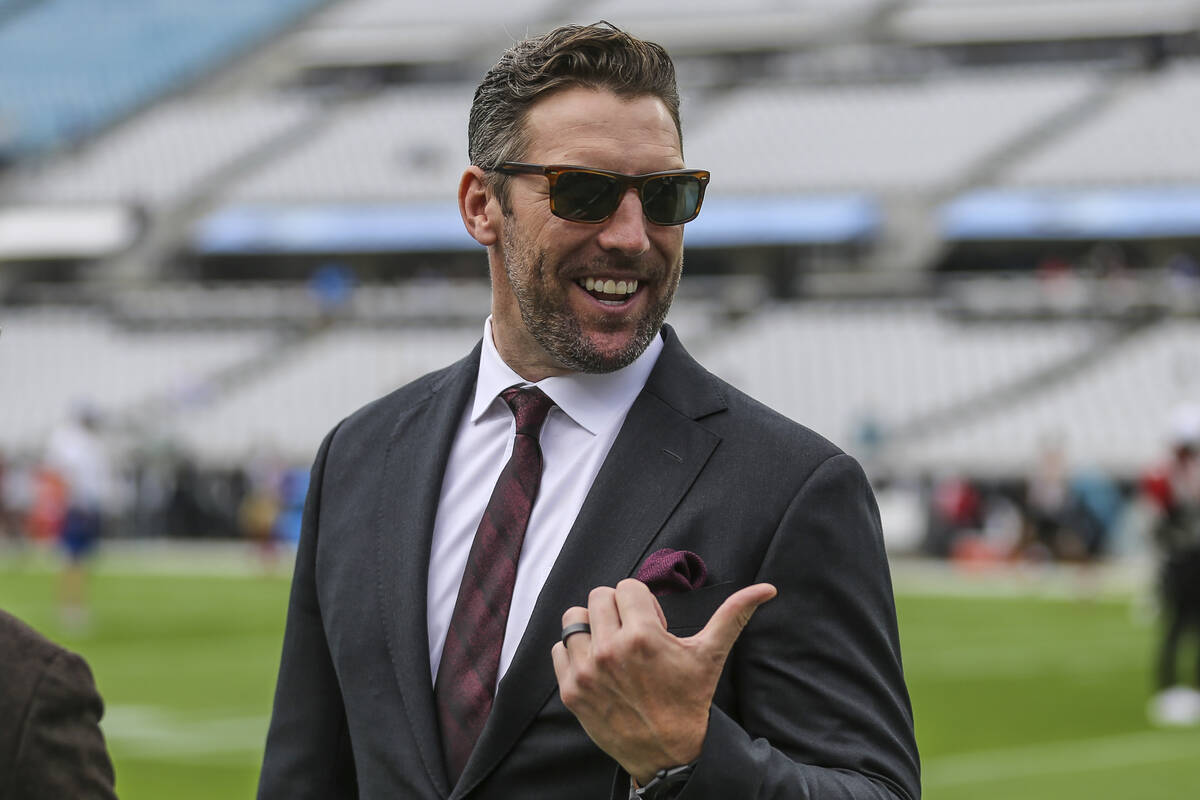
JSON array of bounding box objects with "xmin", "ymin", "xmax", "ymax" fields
[{"xmin": 471, "ymin": 316, "xmax": 663, "ymax": 436}]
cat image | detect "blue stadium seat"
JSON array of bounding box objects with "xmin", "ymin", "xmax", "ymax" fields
[{"xmin": 0, "ymin": 0, "xmax": 327, "ymax": 161}]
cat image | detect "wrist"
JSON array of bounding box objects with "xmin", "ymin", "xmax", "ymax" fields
[
  {"xmin": 630, "ymin": 717, "xmax": 705, "ymax": 785},
  {"xmin": 629, "ymin": 761, "xmax": 697, "ymax": 800}
]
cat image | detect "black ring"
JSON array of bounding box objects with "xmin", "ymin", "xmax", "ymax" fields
[{"xmin": 560, "ymin": 622, "xmax": 591, "ymax": 646}]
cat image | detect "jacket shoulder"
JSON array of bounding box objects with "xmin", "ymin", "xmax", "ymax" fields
[
  {"xmin": 0, "ymin": 612, "xmax": 88, "ymax": 758},
  {"xmin": 0, "ymin": 610, "xmax": 65, "ymax": 693},
  {"xmin": 700, "ymin": 369, "xmax": 847, "ymax": 469}
]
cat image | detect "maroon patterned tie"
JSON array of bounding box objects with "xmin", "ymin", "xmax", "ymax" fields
[{"xmin": 435, "ymin": 385, "xmax": 555, "ymax": 784}]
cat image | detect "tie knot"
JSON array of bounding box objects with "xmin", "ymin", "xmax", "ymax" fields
[{"xmin": 501, "ymin": 386, "xmax": 554, "ymax": 437}]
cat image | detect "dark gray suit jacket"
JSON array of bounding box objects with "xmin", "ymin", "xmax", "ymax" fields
[
  {"xmin": 0, "ymin": 610, "xmax": 117, "ymax": 800},
  {"xmin": 259, "ymin": 327, "xmax": 920, "ymax": 799}
]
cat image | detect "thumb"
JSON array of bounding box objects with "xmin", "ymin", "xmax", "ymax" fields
[{"xmin": 694, "ymin": 582, "xmax": 776, "ymax": 657}]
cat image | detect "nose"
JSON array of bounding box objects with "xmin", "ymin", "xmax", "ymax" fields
[{"xmin": 596, "ymin": 188, "xmax": 650, "ymax": 257}]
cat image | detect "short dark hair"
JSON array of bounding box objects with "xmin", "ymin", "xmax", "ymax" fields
[{"xmin": 468, "ymin": 22, "xmax": 682, "ymax": 208}]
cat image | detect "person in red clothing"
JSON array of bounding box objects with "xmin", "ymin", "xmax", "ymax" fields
[{"xmin": 1143, "ymin": 404, "xmax": 1200, "ymax": 725}]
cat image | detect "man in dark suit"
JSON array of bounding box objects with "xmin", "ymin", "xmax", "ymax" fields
[
  {"xmin": 259, "ymin": 22, "xmax": 919, "ymax": 800},
  {"xmin": 0, "ymin": 610, "xmax": 117, "ymax": 800}
]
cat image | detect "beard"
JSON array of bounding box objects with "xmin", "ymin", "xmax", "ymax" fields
[{"xmin": 500, "ymin": 223, "xmax": 680, "ymax": 374}]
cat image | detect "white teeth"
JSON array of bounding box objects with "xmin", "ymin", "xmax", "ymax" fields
[{"xmin": 578, "ymin": 278, "xmax": 639, "ymax": 295}]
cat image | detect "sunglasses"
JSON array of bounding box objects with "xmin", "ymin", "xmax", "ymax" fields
[{"xmin": 488, "ymin": 162, "xmax": 710, "ymax": 226}]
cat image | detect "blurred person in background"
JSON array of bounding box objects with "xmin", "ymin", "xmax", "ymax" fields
[
  {"xmin": 271, "ymin": 465, "xmax": 309, "ymax": 549},
  {"xmin": 260, "ymin": 22, "xmax": 918, "ymax": 800},
  {"xmin": 237, "ymin": 446, "xmax": 288, "ymax": 569},
  {"xmin": 308, "ymin": 261, "xmax": 357, "ymax": 326},
  {"xmin": 1022, "ymin": 437, "xmax": 1073, "ymax": 560},
  {"xmin": 0, "ymin": 450, "xmax": 16, "ymax": 545},
  {"xmin": 43, "ymin": 403, "xmax": 115, "ymax": 628},
  {"xmin": 925, "ymin": 472, "xmax": 983, "ymax": 558},
  {"xmin": 1142, "ymin": 404, "xmax": 1200, "ymax": 726},
  {"xmin": 1018, "ymin": 437, "xmax": 1110, "ymax": 563},
  {"xmin": 25, "ymin": 462, "xmax": 67, "ymax": 547},
  {"xmin": 0, "ymin": 609, "xmax": 117, "ymax": 800}
]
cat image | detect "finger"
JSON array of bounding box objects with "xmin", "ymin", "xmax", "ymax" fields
[
  {"xmin": 551, "ymin": 640, "xmax": 571, "ymax": 682},
  {"xmin": 612, "ymin": 578, "xmax": 667, "ymax": 630},
  {"xmin": 587, "ymin": 585, "xmax": 621, "ymax": 641},
  {"xmin": 560, "ymin": 606, "xmax": 591, "ymax": 657},
  {"xmin": 561, "ymin": 605, "xmax": 589, "ymax": 629},
  {"xmin": 693, "ymin": 582, "xmax": 777, "ymax": 657}
]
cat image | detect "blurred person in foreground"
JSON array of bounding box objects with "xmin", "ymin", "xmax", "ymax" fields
[
  {"xmin": 0, "ymin": 609, "xmax": 117, "ymax": 799},
  {"xmin": 44, "ymin": 404, "xmax": 116, "ymax": 628},
  {"xmin": 1143, "ymin": 404, "xmax": 1200, "ymax": 725},
  {"xmin": 260, "ymin": 22, "xmax": 918, "ymax": 800}
]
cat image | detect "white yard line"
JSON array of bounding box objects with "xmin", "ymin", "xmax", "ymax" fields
[
  {"xmin": 890, "ymin": 558, "xmax": 1153, "ymax": 602},
  {"xmin": 0, "ymin": 539, "xmax": 294, "ymax": 578},
  {"xmin": 102, "ymin": 704, "xmax": 269, "ymax": 761}
]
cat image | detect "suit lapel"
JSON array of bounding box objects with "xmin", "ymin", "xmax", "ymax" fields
[
  {"xmin": 452, "ymin": 328, "xmax": 727, "ymax": 798},
  {"xmin": 375, "ymin": 343, "xmax": 481, "ymax": 798}
]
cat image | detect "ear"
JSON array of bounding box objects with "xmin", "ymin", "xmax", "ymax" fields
[{"xmin": 459, "ymin": 166, "xmax": 500, "ymax": 247}]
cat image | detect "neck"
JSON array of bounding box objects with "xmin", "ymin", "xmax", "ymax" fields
[{"xmin": 489, "ymin": 323, "xmax": 572, "ymax": 383}]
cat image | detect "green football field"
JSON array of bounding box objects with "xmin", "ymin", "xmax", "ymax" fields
[{"xmin": 2, "ymin": 550, "xmax": 1198, "ymax": 799}]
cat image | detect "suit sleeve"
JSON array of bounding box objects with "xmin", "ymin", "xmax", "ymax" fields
[
  {"xmin": 681, "ymin": 453, "xmax": 920, "ymax": 800},
  {"xmin": 10, "ymin": 648, "xmax": 117, "ymax": 800},
  {"xmin": 258, "ymin": 425, "xmax": 358, "ymax": 799}
]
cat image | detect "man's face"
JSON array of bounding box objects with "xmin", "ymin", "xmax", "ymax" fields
[{"xmin": 488, "ymin": 87, "xmax": 686, "ymax": 378}]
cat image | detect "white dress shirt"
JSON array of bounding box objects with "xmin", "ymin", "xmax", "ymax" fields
[{"xmin": 427, "ymin": 317, "xmax": 663, "ymax": 685}]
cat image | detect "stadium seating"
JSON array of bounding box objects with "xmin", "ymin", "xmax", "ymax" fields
[
  {"xmin": 0, "ymin": 307, "xmax": 275, "ymax": 454},
  {"xmin": 162, "ymin": 325, "xmax": 483, "ymax": 464},
  {"xmin": 1000, "ymin": 61, "xmax": 1200, "ymax": 187},
  {"xmin": 223, "ymin": 86, "xmax": 474, "ymax": 203},
  {"xmin": 288, "ymin": 0, "xmax": 561, "ymax": 68},
  {"xmin": 315, "ymin": 0, "xmax": 553, "ymax": 26},
  {"xmin": 888, "ymin": 0, "xmax": 1200, "ymax": 44},
  {"xmin": 0, "ymin": 0, "xmax": 328, "ymax": 159},
  {"xmin": 684, "ymin": 69, "xmax": 1102, "ymax": 195},
  {"xmin": 899, "ymin": 318, "xmax": 1200, "ymax": 473},
  {"xmin": 6, "ymin": 96, "xmax": 318, "ymax": 205},
  {"xmin": 700, "ymin": 300, "xmax": 1109, "ymax": 456},
  {"xmin": 0, "ymin": 290, "xmax": 735, "ymax": 465},
  {"xmin": 573, "ymin": 0, "xmax": 884, "ymax": 53},
  {"xmin": 66, "ymin": 65, "xmax": 1102, "ymax": 208},
  {"xmin": 0, "ymin": 0, "xmax": 28, "ymax": 19}
]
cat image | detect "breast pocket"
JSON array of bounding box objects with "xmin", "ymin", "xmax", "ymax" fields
[{"xmin": 658, "ymin": 582, "xmax": 738, "ymax": 636}]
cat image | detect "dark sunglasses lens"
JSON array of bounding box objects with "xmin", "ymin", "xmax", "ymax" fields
[
  {"xmin": 552, "ymin": 171, "xmax": 622, "ymax": 222},
  {"xmin": 641, "ymin": 175, "xmax": 702, "ymax": 224}
]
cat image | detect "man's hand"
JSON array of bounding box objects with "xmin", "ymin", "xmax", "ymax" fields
[{"xmin": 551, "ymin": 578, "xmax": 776, "ymax": 784}]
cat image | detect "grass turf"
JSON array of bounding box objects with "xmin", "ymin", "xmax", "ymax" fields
[{"xmin": 2, "ymin": 554, "xmax": 1198, "ymax": 799}]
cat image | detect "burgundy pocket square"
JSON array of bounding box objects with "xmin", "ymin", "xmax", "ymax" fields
[{"xmin": 636, "ymin": 548, "xmax": 708, "ymax": 596}]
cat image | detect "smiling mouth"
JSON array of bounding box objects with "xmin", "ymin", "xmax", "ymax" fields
[{"xmin": 577, "ymin": 277, "xmax": 640, "ymax": 306}]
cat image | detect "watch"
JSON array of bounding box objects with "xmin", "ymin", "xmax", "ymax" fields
[{"xmin": 629, "ymin": 761, "xmax": 697, "ymax": 800}]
